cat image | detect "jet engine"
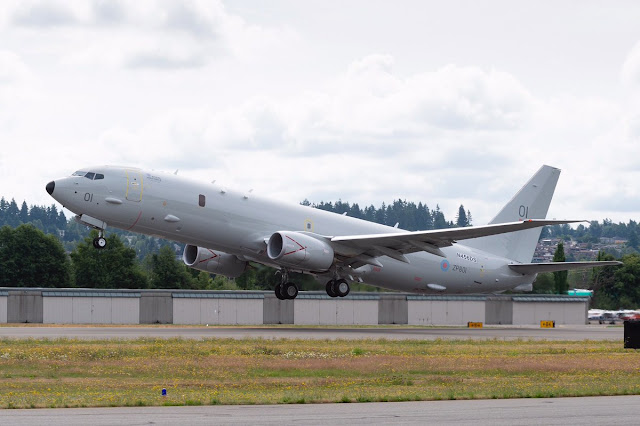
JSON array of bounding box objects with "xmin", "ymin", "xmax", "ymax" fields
[
  {"xmin": 183, "ymin": 245, "xmax": 247, "ymax": 278},
  {"xmin": 267, "ymin": 231, "xmax": 334, "ymax": 272}
]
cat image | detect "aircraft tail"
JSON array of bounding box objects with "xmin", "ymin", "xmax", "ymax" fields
[{"xmin": 463, "ymin": 165, "xmax": 561, "ymax": 263}]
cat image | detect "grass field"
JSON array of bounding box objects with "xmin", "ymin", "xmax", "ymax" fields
[{"xmin": 0, "ymin": 337, "xmax": 639, "ymax": 408}]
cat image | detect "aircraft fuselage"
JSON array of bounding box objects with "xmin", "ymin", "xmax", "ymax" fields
[{"xmin": 47, "ymin": 166, "xmax": 530, "ymax": 294}]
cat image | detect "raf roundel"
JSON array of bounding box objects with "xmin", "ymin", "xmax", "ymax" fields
[{"xmin": 440, "ymin": 259, "xmax": 450, "ymax": 272}]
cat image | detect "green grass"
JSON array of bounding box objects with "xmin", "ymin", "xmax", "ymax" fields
[{"xmin": 0, "ymin": 337, "xmax": 638, "ymax": 408}]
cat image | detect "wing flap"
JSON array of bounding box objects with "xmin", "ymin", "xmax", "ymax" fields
[
  {"xmin": 509, "ymin": 261, "xmax": 622, "ymax": 274},
  {"xmin": 331, "ymin": 219, "xmax": 583, "ymax": 256}
]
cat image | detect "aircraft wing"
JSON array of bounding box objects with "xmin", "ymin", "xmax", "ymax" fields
[
  {"xmin": 331, "ymin": 219, "xmax": 583, "ymax": 264},
  {"xmin": 508, "ymin": 261, "xmax": 622, "ymax": 274}
]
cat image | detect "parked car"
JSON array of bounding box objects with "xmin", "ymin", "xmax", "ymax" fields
[
  {"xmin": 619, "ymin": 313, "xmax": 640, "ymax": 321},
  {"xmin": 598, "ymin": 312, "xmax": 619, "ymax": 324}
]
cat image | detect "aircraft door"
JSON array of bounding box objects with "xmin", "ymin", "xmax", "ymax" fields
[{"xmin": 125, "ymin": 170, "xmax": 143, "ymax": 202}]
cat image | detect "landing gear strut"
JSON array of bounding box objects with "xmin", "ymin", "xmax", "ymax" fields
[
  {"xmin": 274, "ymin": 269, "xmax": 299, "ymax": 300},
  {"xmin": 92, "ymin": 230, "xmax": 107, "ymax": 250},
  {"xmin": 326, "ymin": 278, "xmax": 350, "ymax": 298}
]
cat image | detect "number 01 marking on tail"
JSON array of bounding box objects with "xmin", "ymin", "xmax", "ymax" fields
[{"xmin": 519, "ymin": 205, "xmax": 529, "ymax": 218}]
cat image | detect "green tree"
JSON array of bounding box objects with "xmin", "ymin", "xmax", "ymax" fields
[
  {"xmin": 602, "ymin": 253, "xmax": 640, "ymax": 309},
  {"xmin": 552, "ymin": 241, "xmax": 569, "ymax": 294},
  {"xmin": 147, "ymin": 245, "xmax": 195, "ymax": 289},
  {"xmin": 70, "ymin": 231, "xmax": 147, "ymax": 288},
  {"xmin": 433, "ymin": 205, "xmax": 447, "ymax": 229},
  {"xmin": 5, "ymin": 199, "xmax": 19, "ymax": 227},
  {"xmin": 532, "ymin": 272, "xmax": 555, "ymax": 294},
  {"xmin": 628, "ymin": 229, "xmax": 639, "ymax": 250},
  {"xmin": 455, "ymin": 205, "xmax": 469, "ymax": 227},
  {"xmin": 19, "ymin": 201, "xmax": 29, "ymax": 224},
  {"xmin": 0, "ymin": 224, "xmax": 71, "ymax": 287}
]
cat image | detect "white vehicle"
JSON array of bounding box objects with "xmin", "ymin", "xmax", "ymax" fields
[{"xmin": 46, "ymin": 165, "xmax": 620, "ymax": 299}]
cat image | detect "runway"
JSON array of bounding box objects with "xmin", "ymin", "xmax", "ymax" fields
[
  {"xmin": 2, "ymin": 396, "xmax": 639, "ymax": 425},
  {"xmin": 0, "ymin": 324, "xmax": 622, "ymax": 341}
]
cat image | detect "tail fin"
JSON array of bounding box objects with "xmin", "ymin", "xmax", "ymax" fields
[{"xmin": 463, "ymin": 165, "xmax": 561, "ymax": 263}]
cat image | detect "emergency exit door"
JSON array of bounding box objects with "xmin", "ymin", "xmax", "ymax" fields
[{"xmin": 125, "ymin": 170, "xmax": 143, "ymax": 202}]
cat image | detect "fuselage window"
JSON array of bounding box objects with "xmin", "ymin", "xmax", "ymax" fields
[
  {"xmin": 95, "ymin": 174, "xmax": 104, "ymax": 180},
  {"xmin": 199, "ymin": 194, "xmax": 206, "ymax": 207},
  {"xmin": 72, "ymin": 171, "xmax": 87, "ymax": 177},
  {"xmin": 85, "ymin": 172, "xmax": 95, "ymax": 180}
]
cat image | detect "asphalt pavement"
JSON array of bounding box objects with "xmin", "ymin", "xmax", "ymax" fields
[
  {"xmin": 2, "ymin": 396, "xmax": 639, "ymax": 425},
  {"xmin": 0, "ymin": 324, "xmax": 623, "ymax": 341}
]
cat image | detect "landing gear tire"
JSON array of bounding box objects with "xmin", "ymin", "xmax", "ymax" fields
[
  {"xmin": 334, "ymin": 278, "xmax": 350, "ymax": 297},
  {"xmin": 93, "ymin": 237, "xmax": 107, "ymax": 249},
  {"xmin": 282, "ymin": 282, "xmax": 298, "ymax": 300},
  {"xmin": 326, "ymin": 280, "xmax": 338, "ymax": 298},
  {"xmin": 275, "ymin": 277, "xmax": 299, "ymax": 300},
  {"xmin": 275, "ymin": 282, "xmax": 286, "ymax": 300}
]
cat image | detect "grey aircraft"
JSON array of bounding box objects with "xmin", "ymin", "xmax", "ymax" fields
[{"xmin": 45, "ymin": 165, "xmax": 619, "ymax": 299}]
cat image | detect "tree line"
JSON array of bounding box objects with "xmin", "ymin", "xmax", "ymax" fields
[
  {"xmin": 303, "ymin": 199, "xmax": 472, "ymax": 229},
  {"xmin": 544, "ymin": 220, "xmax": 639, "ymax": 249},
  {"xmin": 0, "ymin": 224, "xmax": 230, "ymax": 290}
]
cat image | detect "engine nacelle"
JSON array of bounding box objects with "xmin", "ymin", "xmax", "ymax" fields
[
  {"xmin": 182, "ymin": 245, "xmax": 247, "ymax": 278},
  {"xmin": 266, "ymin": 231, "xmax": 334, "ymax": 272}
]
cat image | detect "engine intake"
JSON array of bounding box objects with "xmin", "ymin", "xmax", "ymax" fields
[
  {"xmin": 183, "ymin": 245, "xmax": 247, "ymax": 278},
  {"xmin": 267, "ymin": 231, "xmax": 334, "ymax": 272}
]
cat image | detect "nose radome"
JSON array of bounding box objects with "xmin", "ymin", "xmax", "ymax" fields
[{"xmin": 46, "ymin": 181, "xmax": 55, "ymax": 195}]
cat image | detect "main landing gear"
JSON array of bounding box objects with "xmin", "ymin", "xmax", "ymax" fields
[
  {"xmin": 326, "ymin": 278, "xmax": 350, "ymax": 298},
  {"xmin": 92, "ymin": 230, "xmax": 107, "ymax": 250},
  {"xmin": 274, "ymin": 269, "xmax": 299, "ymax": 300},
  {"xmin": 273, "ymin": 271, "xmax": 352, "ymax": 300}
]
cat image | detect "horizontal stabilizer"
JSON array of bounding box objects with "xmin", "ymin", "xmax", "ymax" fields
[{"xmin": 509, "ymin": 261, "xmax": 622, "ymax": 274}]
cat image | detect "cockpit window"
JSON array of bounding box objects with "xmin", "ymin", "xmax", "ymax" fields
[{"xmin": 72, "ymin": 170, "xmax": 104, "ymax": 180}]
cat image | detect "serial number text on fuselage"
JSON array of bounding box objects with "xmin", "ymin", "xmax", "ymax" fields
[{"xmin": 456, "ymin": 252, "xmax": 477, "ymax": 263}]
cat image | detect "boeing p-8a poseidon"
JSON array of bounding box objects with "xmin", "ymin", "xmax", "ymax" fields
[{"xmin": 45, "ymin": 165, "xmax": 619, "ymax": 299}]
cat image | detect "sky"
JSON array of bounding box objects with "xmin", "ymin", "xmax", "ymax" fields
[{"xmin": 1, "ymin": 0, "xmax": 640, "ymax": 225}]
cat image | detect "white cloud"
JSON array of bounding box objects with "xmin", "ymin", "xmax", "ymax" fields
[
  {"xmin": 93, "ymin": 57, "xmax": 533, "ymax": 163},
  {"xmin": 3, "ymin": 2, "xmax": 640, "ymax": 227},
  {"xmin": 0, "ymin": 49, "xmax": 31, "ymax": 85},
  {"xmin": 5, "ymin": 0, "xmax": 295, "ymax": 70},
  {"xmin": 10, "ymin": 1, "xmax": 81, "ymax": 27},
  {"xmin": 79, "ymin": 56, "xmax": 540, "ymax": 222},
  {"xmin": 622, "ymin": 40, "xmax": 640, "ymax": 87}
]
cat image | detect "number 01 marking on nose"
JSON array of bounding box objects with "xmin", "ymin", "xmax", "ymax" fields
[{"xmin": 84, "ymin": 193, "xmax": 93, "ymax": 202}]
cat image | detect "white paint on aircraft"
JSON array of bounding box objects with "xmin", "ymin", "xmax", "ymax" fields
[{"xmin": 45, "ymin": 165, "xmax": 621, "ymax": 299}]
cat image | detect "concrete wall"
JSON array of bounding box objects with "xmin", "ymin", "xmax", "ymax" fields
[
  {"xmin": 512, "ymin": 301, "xmax": 587, "ymax": 325},
  {"xmin": 485, "ymin": 297, "xmax": 514, "ymax": 325},
  {"xmin": 378, "ymin": 295, "xmax": 408, "ymax": 324},
  {"xmin": 263, "ymin": 295, "xmax": 294, "ymax": 324},
  {"xmin": 43, "ymin": 296, "xmax": 139, "ymax": 324},
  {"xmin": 294, "ymin": 297, "xmax": 379, "ymax": 325},
  {"xmin": 173, "ymin": 297, "xmax": 263, "ymax": 325},
  {"xmin": 408, "ymin": 300, "xmax": 485, "ymax": 325},
  {"xmin": 7, "ymin": 291, "xmax": 43, "ymax": 323},
  {"xmin": 140, "ymin": 292, "xmax": 173, "ymax": 324},
  {"xmin": 0, "ymin": 288, "xmax": 591, "ymax": 326},
  {"xmin": 0, "ymin": 295, "xmax": 7, "ymax": 323}
]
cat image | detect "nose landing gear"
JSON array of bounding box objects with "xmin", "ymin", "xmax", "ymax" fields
[{"xmin": 92, "ymin": 230, "xmax": 107, "ymax": 250}]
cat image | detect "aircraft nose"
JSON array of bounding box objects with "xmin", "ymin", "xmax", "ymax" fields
[{"xmin": 46, "ymin": 181, "xmax": 55, "ymax": 195}]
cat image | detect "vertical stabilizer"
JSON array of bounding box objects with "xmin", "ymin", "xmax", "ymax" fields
[{"xmin": 463, "ymin": 165, "xmax": 561, "ymax": 263}]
